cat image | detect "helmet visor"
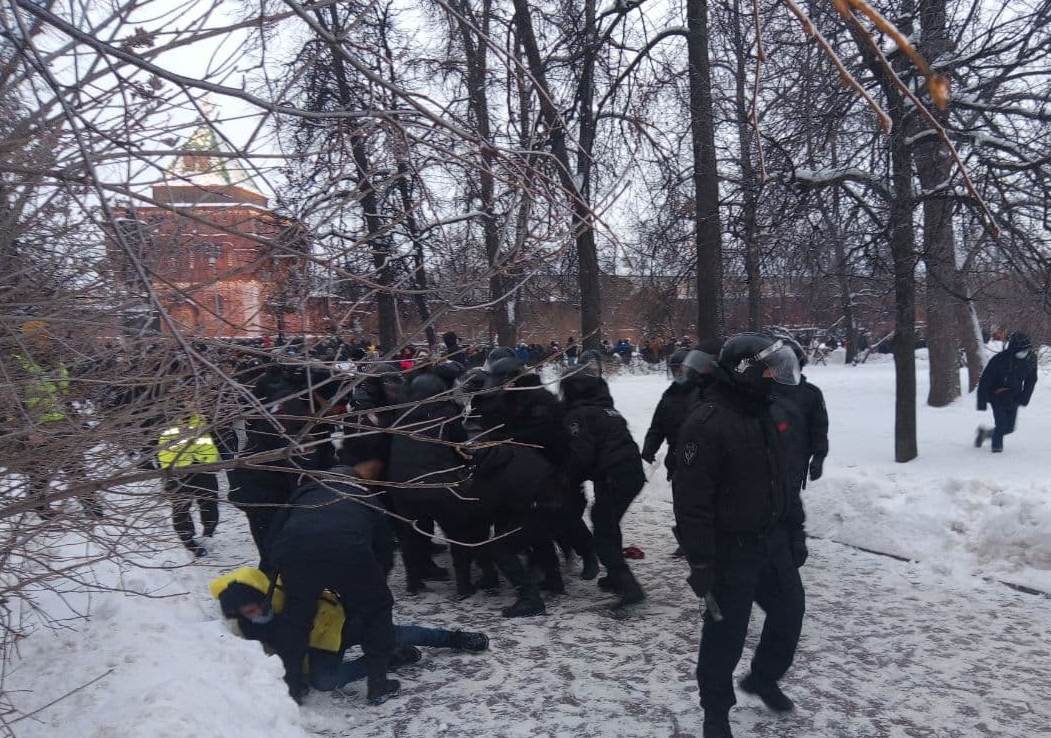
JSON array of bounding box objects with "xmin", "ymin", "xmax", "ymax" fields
[
  {"xmin": 755, "ymin": 340, "xmax": 801, "ymax": 385},
  {"xmin": 681, "ymin": 349, "xmax": 716, "ymax": 378}
]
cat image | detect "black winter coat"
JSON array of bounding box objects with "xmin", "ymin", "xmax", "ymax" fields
[
  {"xmin": 387, "ymin": 400, "xmax": 469, "ymax": 514},
  {"xmin": 561, "ymin": 374, "xmax": 643, "ymax": 486},
  {"xmin": 672, "ymin": 382, "xmax": 788, "ymax": 565},
  {"xmin": 641, "ymin": 381, "xmax": 704, "ymax": 475},
  {"xmin": 977, "ymin": 350, "xmax": 1038, "ymax": 410},
  {"xmin": 477, "ymin": 376, "xmax": 571, "ymax": 468},
  {"xmin": 769, "ymin": 376, "xmax": 829, "ymax": 491},
  {"xmin": 268, "ymin": 476, "xmax": 394, "ymax": 569},
  {"xmin": 471, "ymin": 444, "xmax": 560, "ymax": 523}
]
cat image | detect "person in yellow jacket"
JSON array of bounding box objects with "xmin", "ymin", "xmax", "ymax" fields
[
  {"xmin": 209, "ymin": 566, "xmax": 490, "ymax": 701},
  {"xmin": 157, "ymin": 412, "xmax": 220, "ymax": 556},
  {"xmin": 13, "ymin": 320, "xmax": 101, "ymax": 519}
]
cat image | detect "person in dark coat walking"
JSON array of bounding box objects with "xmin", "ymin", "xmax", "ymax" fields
[
  {"xmin": 764, "ymin": 334, "xmax": 827, "ymax": 696},
  {"xmin": 561, "ymin": 353, "xmax": 646, "ymax": 607},
  {"xmin": 672, "ymin": 333, "xmax": 805, "ymax": 738},
  {"xmin": 264, "ymin": 471, "xmax": 400, "ymax": 706},
  {"xmin": 641, "ymin": 340, "xmax": 723, "ymax": 480},
  {"xmin": 976, "ymin": 332, "xmax": 1038, "ymax": 453}
]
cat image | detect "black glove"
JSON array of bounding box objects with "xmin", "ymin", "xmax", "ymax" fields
[
  {"xmin": 809, "ymin": 457, "xmax": 824, "ymax": 482},
  {"xmin": 686, "ymin": 564, "xmax": 714, "ymax": 599},
  {"xmin": 790, "ymin": 537, "xmax": 809, "ymax": 568},
  {"xmin": 642, "ymin": 452, "xmax": 656, "ymax": 464}
]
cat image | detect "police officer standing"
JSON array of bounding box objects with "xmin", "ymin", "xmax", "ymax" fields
[{"xmin": 672, "ymin": 334, "xmax": 805, "ymax": 738}]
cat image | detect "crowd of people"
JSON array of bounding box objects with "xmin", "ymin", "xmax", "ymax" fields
[
  {"xmin": 11, "ymin": 317, "xmax": 1038, "ymax": 737},
  {"xmin": 153, "ymin": 328, "xmax": 827, "ymax": 737}
]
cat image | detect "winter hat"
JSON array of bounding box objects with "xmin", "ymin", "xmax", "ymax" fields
[{"xmin": 217, "ymin": 581, "xmax": 267, "ymax": 618}]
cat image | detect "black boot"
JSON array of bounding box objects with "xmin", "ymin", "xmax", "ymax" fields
[
  {"xmin": 580, "ymin": 553, "xmax": 600, "ymax": 581},
  {"xmin": 455, "ymin": 565, "xmax": 477, "ymax": 600},
  {"xmin": 422, "ymin": 562, "xmax": 450, "ymax": 582},
  {"xmin": 539, "ymin": 570, "xmax": 566, "ymax": 594},
  {"xmin": 615, "ymin": 570, "xmax": 645, "ymax": 607},
  {"xmin": 406, "ymin": 578, "xmax": 429, "ymax": 595},
  {"xmin": 449, "ymin": 630, "xmax": 490, "ymax": 652},
  {"xmin": 366, "ymin": 677, "xmax": 400, "ymax": 706},
  {"xmin": 476, "ymin": 565, "xmax": 500, "ymax": 592},
  {"xmin": 391, "ymin": 646, "xmax": 422, "ymax": 669},
  {"xmin": 703, "ymin": 713, "xmax": 734, "ymax": 738},
  {"xmin": 501, "ymin": 588, "xmax": 546, "ymax": 618},
  {"xmin": 185, "ymin": 540, "xmax": 207, "ymax": 558},
  {"xmin": 740, "ymin": 672, "xmax": 794, "ymax": 712},
  {"xmin": 597, "ymin": 575, "xmax": 621, "ymax": 593},
  {"xmin": 974, "ymin": 426, "xmax": 988, "ymax": 448}
]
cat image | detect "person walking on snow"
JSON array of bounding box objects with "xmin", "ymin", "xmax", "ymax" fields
[
  {"xmin": 672, "ymin": 333, "xmax": 805, "ymax": 738},
  {"xmin": 156, "ymin": 412, "xmax": 221, "ymax": 557},
  {"xmin": 976, "ymin": 332, "xmax": 1038, "ymax": 453}
]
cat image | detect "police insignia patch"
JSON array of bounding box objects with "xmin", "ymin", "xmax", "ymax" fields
[
  {"xmin": 569, "ymin": 422, "xmax": 581, "ymax": 437},
  {"xmin": 683, "ymin": 441, "xmax": 698, "ymax": 467}
]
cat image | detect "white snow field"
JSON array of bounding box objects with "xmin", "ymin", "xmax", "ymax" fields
[{"xmin": 7, "ymin": 357, "xmax": 1051, "ymax": 738}]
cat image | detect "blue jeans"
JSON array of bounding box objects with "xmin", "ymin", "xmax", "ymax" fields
[{"xmin": 308, "ymin": 625, "xmax": 453, "ymax": 690}]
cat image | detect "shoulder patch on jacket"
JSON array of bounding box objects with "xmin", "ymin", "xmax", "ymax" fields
[{"xmin": 568, "ymin": 421, "xmax": 581, "ymax": 437}]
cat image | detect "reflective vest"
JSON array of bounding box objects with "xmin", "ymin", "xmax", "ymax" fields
[
  {"xmin": 16, "ymin": 354, "xmax": 69, "ymax": 424},
  {"xmin": 208, "ymin": 567, "xmax": 344, "ymax": 654},
  {"xmin": 157, "ymin": 414, "xmax": 221, "ymax": 468}
]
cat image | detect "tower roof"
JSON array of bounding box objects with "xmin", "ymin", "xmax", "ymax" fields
[{"xmin": 153, "ymin": 117, "xmax": 268, "ymax": 207}]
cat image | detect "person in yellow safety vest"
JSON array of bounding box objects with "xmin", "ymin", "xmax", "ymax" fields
[
  {"xmin": 157, "ymin": 412, "xmax": 220, "ymax": 557},
  {"xmin": 13, "ymin": 320, "xmax": 101, "ymax": 519},
  {"xmin": 209, "ymin": 567, "xmax": 490, "ymax": 700}
]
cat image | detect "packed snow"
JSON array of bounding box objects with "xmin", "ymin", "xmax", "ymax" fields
[{"xmin": 6, "ymin": 357, "xmax": 1051, "ymax": 738}]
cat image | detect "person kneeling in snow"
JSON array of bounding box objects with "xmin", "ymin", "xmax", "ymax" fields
[{"xmin": 210, "ymin": 567, "xmax": 489, "ymax": 701}]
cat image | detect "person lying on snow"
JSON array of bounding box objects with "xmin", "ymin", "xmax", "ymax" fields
[{"xmin": 210, "ymin": 567, "xmax": 489, "ymax": 702}]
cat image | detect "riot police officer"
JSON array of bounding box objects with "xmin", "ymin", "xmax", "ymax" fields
[{"xmin": 672, "ymin": 333, "xmax": 806, "ymax": 738}]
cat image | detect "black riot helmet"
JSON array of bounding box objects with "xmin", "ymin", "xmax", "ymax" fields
[
  {"xmin": 486, "ymin": 356, "xmax": 526, "ymax": 386},
  {"xmin": 432, "ymin": 360, "xmax": 466, "ymax": 387},
  {"xmin": 483, "ymin": 347, "xmax": 517, "ymax": 370},
  {"xmin": 353, "ymin": 362, "xmax": 404, "ymax": 408},
  {"xmin": 717, "ymin": 333, "xmax": 801, "ymax": 394},
  {"xmin": 764, "ymin": 327, "xmax": 807, "ymax": 369},
  {"xmin": 406, "ymin": 372, "xmax": 449, "ymax": 402},
  {"xmin": 679, "ymin": 338, "xmax": 723, "ymax": 385}
]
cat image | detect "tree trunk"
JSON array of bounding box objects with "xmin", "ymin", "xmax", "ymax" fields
[
  {"xmin": 890, "ymin": 116, "xmax": 918, "ymax": 461},
  {"xmin": 915, "ymin": 0, "xmax": 960, "ymax": 407},
  {"xmin": 687, "ymin": 0, "xmax": 723, "ymax": 341},
  {"xmin": 454, "ymin": 0, "xmax": 514, "ymax": 347},
  {"xmin": 512, "ymin": 0, "xmax": 603, "ymax": 350},
  {"xmin": 731, "ymin": 0, "xmax": 761, "ymax": 331},
  {"xmin": 393, "ymin": 155, "xmax": 437, "ymax": 349},
  {"xmin": 323, "ymin": 8, "xmax": 398, "ymax": 352}
]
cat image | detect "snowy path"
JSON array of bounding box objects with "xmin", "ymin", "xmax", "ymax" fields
[{"xmin": 297, "ymin": 502, "xmax": 1051, "ymax": 738}]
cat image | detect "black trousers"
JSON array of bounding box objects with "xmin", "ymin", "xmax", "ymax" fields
[
  {"xmin": 591, "ymin": 470, "xmax": 645, "ymax": 577},
  {"xmin": 165, "ymin": 472, "xmax": 218, "ymax": 544},
  {"xmin": 557, "ymin": 486, "xmax": 595, "ymax": 560},
  {"xmin": 227, "ymin": 469, "xmax": 291, "ymax": 573},
  {"xmin": 991, "ymin": 398, "xmax": 1019, "ymax": 451},
  {"xmin": 278, "ymin": 547, "xmax": 395, "ymax": 694},
  {"xmin": 697, "ymin": 525, "xmax": 805, "ymax": 716}
]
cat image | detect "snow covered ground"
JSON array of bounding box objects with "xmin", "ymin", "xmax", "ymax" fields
[{"xmin": 7, "ymin": 358, "xmax": 1051, "ymax": 738}]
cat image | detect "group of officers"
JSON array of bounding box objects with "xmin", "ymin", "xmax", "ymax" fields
[{"xmin": 162, "ymin": 330, "xmax": 828, "ymax": 737}]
